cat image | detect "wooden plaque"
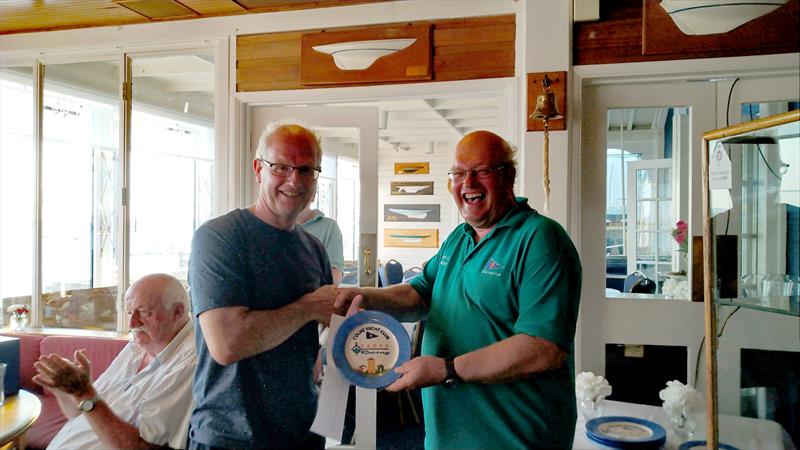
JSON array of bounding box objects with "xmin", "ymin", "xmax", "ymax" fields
[
  {"xmin": 301, "ymin": 23, "xmax": 432, "ymax": 86},
  {"xmin": 642, "ymin": 0, "xmax": 799, "ymax": 57},
  {"xmin": 384, "ymin": 204, "xmax": 440, "ymax": 222},
  {"xmin": 390, "ymin": 181, "xmax": 434, "ymax": 196},
  {"xmin": 527, "ymin": 71, "xmax": 567, "ymax": 132},
  {"xmin": 394, "ymin": 162, "xmax": 429, "ymax": 175},
  {"xmin": 384, "ymin": 228, "xmax": 438, "ymax": 248}
]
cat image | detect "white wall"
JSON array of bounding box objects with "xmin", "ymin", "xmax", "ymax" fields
[
  {"xmin": 377, "ymin": 144, "xmax": 459, "ymax": 272},
  {"xmin": 521, "ymin": 0, "xmax": 572, "ymax": 225}
]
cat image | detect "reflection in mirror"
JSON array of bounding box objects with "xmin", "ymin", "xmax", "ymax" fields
[
  {"xmin": 605, "ymin": 107, "xmax": 690, "ymax": 299},
  {"xmin": 711, "ymin": 101, "xmax": 800, "ymax": 308}
]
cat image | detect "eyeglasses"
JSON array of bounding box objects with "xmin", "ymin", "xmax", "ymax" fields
[
  {"xmin": 447, "ymin": 165, "xmax": 506, "ymax": 182},
  {"xmin": 259, "ymin": 159, "xmax": 321, "ymax": 180}
]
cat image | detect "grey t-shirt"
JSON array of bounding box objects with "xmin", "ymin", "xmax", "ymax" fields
[{"xmin": 188, "ymin": 208, "xmax": 332, "ymax": 448}]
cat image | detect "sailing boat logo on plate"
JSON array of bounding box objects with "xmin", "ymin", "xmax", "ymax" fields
[{"xmin": 345, "ymin": 323, "xmax": 399, "ymax": 377}]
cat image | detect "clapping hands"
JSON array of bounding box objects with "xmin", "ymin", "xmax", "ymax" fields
[{"xmin": 32, "ymin": 349, "xmax": 93, "ymax": 397}]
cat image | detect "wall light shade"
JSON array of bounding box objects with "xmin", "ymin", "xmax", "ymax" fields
[
  {"xmin": 312, "ymin": 38, "xmax": 417, "ymax": 70},
  {"xmin": 660, "ymin": 0, "xmax": 788, "ymax": 35}
]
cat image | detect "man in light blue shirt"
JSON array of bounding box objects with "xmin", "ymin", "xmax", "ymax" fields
[{"xmin": 298, "ymin": 203, "xmax": 344, "ymax": 285}]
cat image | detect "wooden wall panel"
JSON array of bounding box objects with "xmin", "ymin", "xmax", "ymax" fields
[
  {"xmin": 642, "ymin": 0, "xmax": 799, "ymax": 57},
  {"xmin": 236, "ymin": 14, "xmax": 515, "ymax": 92},
  {"xmin": 301, "ymin": 24, "xmax": 432, "ymax": 85},
  {"xmin": 573, "ymin": 0, "xmax": 800, "ymax": 66}
]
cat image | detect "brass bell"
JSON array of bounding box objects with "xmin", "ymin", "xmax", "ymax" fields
[
  {"xmin": 530, "ymin": 75, "xmax": 563, "ymax": 121},
  {"xmin": 528, "ymin": 74, "xmax": 563, "ymax": 214}
]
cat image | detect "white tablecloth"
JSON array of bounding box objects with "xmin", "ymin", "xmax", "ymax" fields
[{"xmin": 572, "ymin": 399, "xmax": 793, "ymax": 450}]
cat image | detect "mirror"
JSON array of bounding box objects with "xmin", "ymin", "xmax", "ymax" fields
[{"xmin": 605, "ymin": 107, "xmax": 690, "ymax": 299}]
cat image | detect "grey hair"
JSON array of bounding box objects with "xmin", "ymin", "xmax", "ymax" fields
[
  {"xmin": 254, "ymin": 120, "xmax": 322, "ymax": 165},
  {"xmin": 127, "ymin": 273, "xmax": 189, "ymax": 311},
  {"xmin": 497, "ymin": 139, "xmax": 518, "ymax": 186},
  {"xmin": 162, "ymin": 278, "xmax": 190, "ymax": 310}
]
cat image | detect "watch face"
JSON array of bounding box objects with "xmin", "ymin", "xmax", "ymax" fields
[{"xmin": 79, "ymin": 398, "xmax": 96, "ymax": 412}]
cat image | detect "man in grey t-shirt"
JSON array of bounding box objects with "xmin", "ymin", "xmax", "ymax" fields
[{"xmin": 188, "ymin": 123, "xmax": 335, "ymax": 449}]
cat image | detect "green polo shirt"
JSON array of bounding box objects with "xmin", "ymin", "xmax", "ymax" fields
[{"xmin": 409, "ymin": 198, "xmax": 582, "ymax": 450}]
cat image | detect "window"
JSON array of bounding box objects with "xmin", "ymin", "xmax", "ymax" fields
[
  {"xmin": 130, "ymin": 52, "xmax": 215, "ymax": 283},
  {"xmin": 605, "ymin": 148, "xmax": 640, "ymax": 290},
  {"xmin": 41, "ymin": 61, "xmax": 121, "ymax": 330},
  {"xmin": 0, "ymin": 68, "xmax": 34, "ymax": 324},
  {"xmin": 0, "ymin": 49, "xmax": 217, "ymax": 332},
  {"xmin": 337, "ymin": 155, "xmax": 360, "ymax": 265}
]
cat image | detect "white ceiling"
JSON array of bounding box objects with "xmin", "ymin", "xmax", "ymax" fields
[{"xmin": 323, "ymin": 94, "xmax": 505, "ymax": 156}]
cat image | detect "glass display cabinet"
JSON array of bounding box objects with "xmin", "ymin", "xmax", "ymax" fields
[{"xmin": 702, "ymin": 109, "xmax": 799, "ymax": 448}]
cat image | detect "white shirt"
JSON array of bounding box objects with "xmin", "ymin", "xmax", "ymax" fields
[{"xmin": 47, "ymin": 320, "xmax": 196, "ymax": 450}]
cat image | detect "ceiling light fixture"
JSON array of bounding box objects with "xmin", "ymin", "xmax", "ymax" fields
[{"xmin": 312, "ymin": 38, "xmax": 417, "ymax": 70}]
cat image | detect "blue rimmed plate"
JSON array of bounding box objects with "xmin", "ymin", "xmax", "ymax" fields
[
  {"xmin": 678, "ymin": 441, "xmax": 739, "ymax": 450},
  {"xmin": 332, "ymin": 311, "xmax": 411, "ymax": 389},
  {"xmin": 585, "ymin": 416, "xmax": 667, "ymax": 448}
]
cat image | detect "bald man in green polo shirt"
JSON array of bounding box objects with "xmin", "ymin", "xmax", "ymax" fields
[{"xmin": 334, "ymin": 130, "xmax": 582, "ymax": 449}]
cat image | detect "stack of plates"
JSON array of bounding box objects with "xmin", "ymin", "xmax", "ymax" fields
[{"xmin": 585, "ymin": 416, "xmax": 667, "ymax": 448}]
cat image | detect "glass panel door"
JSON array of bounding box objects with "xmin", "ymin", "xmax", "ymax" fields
[
  {"xmin": 129, "ymin": 52, "xmax": 216, "ymax": 286},
  {"xmin": 42, "ymin": 60, "xmax": 120, "ymax": 330}
]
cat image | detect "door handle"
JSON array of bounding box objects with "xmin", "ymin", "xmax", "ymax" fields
[{"xmin": 363, "ymin": 248, "xmax": 372, "ymax": 276}]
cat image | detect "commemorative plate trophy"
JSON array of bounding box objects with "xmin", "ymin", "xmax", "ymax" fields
[{"xmin": 311, "ymin": 311, "xmax": 413, "ymax": 446}]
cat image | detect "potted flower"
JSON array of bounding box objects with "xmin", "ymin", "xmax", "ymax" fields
[
  {"xmin": 670, "ymin": 220, "xmax": 689, "ymax": 276},
  {"xmin": 659, "ymin": 380, "xmax": 703, "ymax": 440},
  {"xmin": 576, "ymin": 371, "xmax": 612, "ymax": 420},
  {"xmin": 6, "ymin": 303, "xmax": 30, "ymax": 331}
]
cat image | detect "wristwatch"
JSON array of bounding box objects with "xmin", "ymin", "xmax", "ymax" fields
[
  {"xmin": 441, "ymin": 358, "xmax": 463, "ymax": 389},
  {"xmin": 78, "ymin": 395, "xmax": 100, "ymax": 413}
]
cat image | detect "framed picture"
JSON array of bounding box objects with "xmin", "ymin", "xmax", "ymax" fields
[
  {"xmin": 384, "ymin": 228, "xmax": 439, "ymax": 248},
  {"xmin": 390, "ymin": 181, "xmax": 434, "ymax": 195},
  {"xmin": 394, "ymin": 162, "xmax": 429, "ymax": 175},
  {"xmin": 384, "ymin": 204, "xmax": 440, "ymax": 222}
]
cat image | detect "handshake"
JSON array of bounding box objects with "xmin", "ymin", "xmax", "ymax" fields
[{"xmin": 299, "ymin": 285, "xmax": 369, "ymax": 326}]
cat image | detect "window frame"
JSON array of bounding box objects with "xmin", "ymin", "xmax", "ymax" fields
[{"xmin": 0, "ymin": 41, "xmax": 227, "ymax": 334}]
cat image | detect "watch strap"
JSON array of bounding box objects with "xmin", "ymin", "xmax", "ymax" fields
[{"xmin": 442, "ymin": 357, "xmax": 463, "ymax": 388}]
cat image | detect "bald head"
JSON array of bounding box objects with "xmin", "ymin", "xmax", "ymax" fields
[
  {"xmin": 127, "ymin": 273, "xmax": 189, "ymax": 310},
  {"xmin": 450, "ymin": 130, "xmax": 517, "ymax": 234},
  {"xmin": 125, "ymin": 273, "xmax": 189, "ymax": 356},
  {"xmin": 455, "ymin": 131, "xmax": 517, "ymax": 182}
]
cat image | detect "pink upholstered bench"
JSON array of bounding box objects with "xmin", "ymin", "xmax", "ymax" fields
[{"xmin": 1, "ymin": 333, "xmax": 128, "ymax": 449}]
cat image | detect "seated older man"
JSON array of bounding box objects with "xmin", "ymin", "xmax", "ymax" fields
[{"xmin": 33, "ymin": 273, "xmax": 196, "ymax": 450}]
